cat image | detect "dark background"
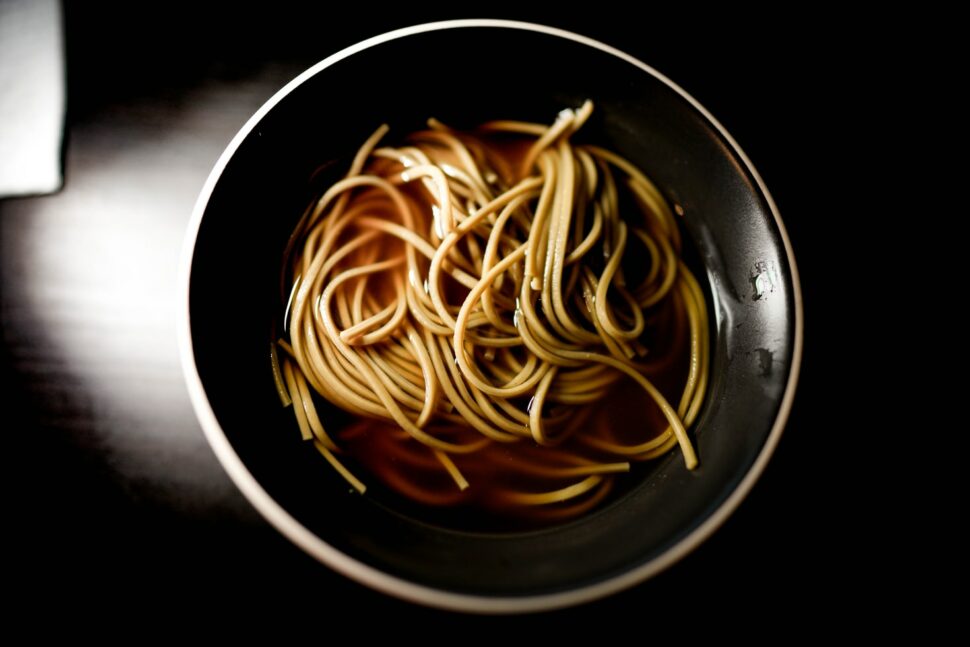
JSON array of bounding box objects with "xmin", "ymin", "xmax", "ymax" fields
[{"xmin": 3, "ymin": 2, "xmax": 861, "ymax": 626}]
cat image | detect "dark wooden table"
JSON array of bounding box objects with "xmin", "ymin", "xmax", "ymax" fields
[{"xmin": 4, "ymin": 3, "xmax": 848, "ymax": 624}]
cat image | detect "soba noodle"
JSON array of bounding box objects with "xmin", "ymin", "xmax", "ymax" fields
[{"xmin": 274, "ymin": 101, "xmax": 709, "ymax": 523}]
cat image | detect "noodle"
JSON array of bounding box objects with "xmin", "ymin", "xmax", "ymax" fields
[{"xmin": 277, "ymin": 101, "xmax": 709, "ymax": 524}]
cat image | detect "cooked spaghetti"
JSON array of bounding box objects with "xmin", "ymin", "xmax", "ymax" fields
[{"xmin": 273, "ymin": 101, "xmax": 709, "ymax": 523}]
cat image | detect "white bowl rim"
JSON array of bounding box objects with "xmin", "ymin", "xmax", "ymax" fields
[{"xmin": 177, "ymin": 18, "xmax": 804, "ymax": 614}]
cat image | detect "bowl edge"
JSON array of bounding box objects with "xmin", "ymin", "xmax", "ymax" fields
[{"xmin": 176, "ymin": 18, "xmax": 804, "ymax": 614}]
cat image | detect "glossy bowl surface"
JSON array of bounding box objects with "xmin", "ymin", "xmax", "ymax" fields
[{"xmin": 179, "ymin": 20, "xmax": 802, "ymax": 613}]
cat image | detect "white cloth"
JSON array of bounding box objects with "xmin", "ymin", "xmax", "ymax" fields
[{"xmin": 0, "ymin": 0, "xmax": 65, "ymax": 197}]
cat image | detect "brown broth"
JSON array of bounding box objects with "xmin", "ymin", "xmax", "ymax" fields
[
  {"xmin": 320, "ymin": 289, "xmax": 694, "ymax": 533},
  {"xmin": 283, "ymin": 125, "xmax": 703, "ymax": 532}
]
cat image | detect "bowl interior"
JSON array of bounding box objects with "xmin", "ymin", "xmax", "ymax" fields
[{"xmin": 188, "ymin": 25, "xmax": 796, "ymax": 598}]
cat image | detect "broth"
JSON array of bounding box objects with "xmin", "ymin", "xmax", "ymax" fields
[
  {"xmin": 275, "ymin": 103, "xmax": 709, "ymax": 531},
  {"xmin": 331, "ymin": 304, "xmax": 692, "ymax": 531}
]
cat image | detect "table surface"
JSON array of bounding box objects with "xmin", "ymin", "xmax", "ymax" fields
[{"xmin": 3, "ymin": 3, "xmax": 847, "ymax": 624}]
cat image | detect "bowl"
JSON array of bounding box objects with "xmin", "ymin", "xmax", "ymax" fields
[{"xmin": 178, "ymin": 20, "xmax": 802, "ymax": 613}]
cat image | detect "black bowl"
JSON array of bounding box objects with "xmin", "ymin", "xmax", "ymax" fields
[{"xmin": 179, "ymin": 20, "xmax": 802, "ymax": 612}]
